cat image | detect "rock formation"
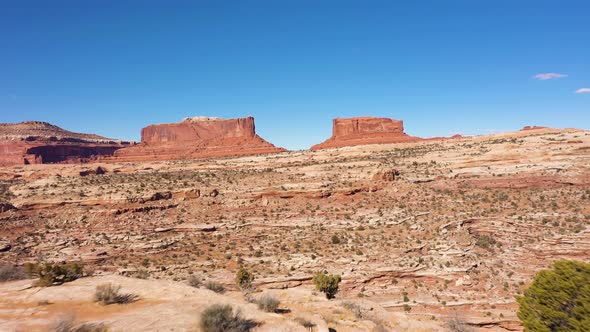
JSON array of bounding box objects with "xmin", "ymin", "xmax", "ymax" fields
[
  {"xmin": 521, "ymin": 126, "xmax": 550, "ymax": 131},
  {"xmin": 0, "ymin": 121, "xmax": 130, "ymax": 166},
  {"xmin": 114, "ymin": 116, "xmax": 285, "ymax": 161},
  {"xmin": 311, "ymin": 117, "xmax": 421, "ymax": 150}
]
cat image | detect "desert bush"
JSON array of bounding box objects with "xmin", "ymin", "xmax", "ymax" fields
[
  {"xmin": 313, "ymin": 272, "xmax": 341, "ymax": 299},
  {"xmin": 188, "ymin": 275, "xmax": 202, "ymax": 288},
  {"xmin": 53, "ymin": 314, "xmax": 108, "ymax": 332},
  {"xmin": 0, "ymin": 265, "xmax": 27, "ymax": 282},
  {"xmin": 25, "ymin": 261, "xmax": 84, "ymax": 287},
  {"xmin": 342, "ymin": 301, "xmax": 365, "ymax": 319},
  {"xmin": 205, "ymin": 281, "xmax": 226, "ymax": 293},
  {"xmin": 94, "ymin": 283, "xmax": 138, "ymax": 305},
  {"xmin": 475, "ymin": 235, "xmax": 498, "ymax": 252},
  {"xmin": 235, "ymin": 267, "xmax": 254, "ymax": 290},
  {"xmin": 294, "ymin": 317, "xmax": 316, "ymax": 331},
  {"xmin": 446, "ymin": 315, "xmax": 474, "ymax": 332},
  {"xmin": 256, "ymin": 294, "xmax": 280, "ymax": 313},
  {"xmin": 199, "ymin": 304, "xmax": 256, "ymax": 332},
  {"xmin": 517, "ymin": 260, "xmax": 590, "ymax": 331}
]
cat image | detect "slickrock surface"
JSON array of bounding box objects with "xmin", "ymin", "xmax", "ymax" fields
[
  {"xmin": 0, "ymin": 121, "xmax": 130, "ymax": 166},
  {"xmin": 113, "ymin": 116, "xmax": 285, "ymax": 161},
  {"xmin": 311, "ymin": 117, "xmax": 422, "ymax": 150},
  {"xmin": 0, "ymin": 275, "xmax": 436, "ymax": 332},
  {"xmin": 1, "ymin": 126, "xmax": 589, "ymax": 331}
]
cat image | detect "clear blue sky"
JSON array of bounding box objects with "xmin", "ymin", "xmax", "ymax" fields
[{"xmin": 1, "ymin": 1, "xmax": 589, "ymax": 150}]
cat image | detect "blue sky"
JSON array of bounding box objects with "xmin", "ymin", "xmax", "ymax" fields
[{"xmin": 1, "ymin": 1, "xmax": 589, "ymax": 150}]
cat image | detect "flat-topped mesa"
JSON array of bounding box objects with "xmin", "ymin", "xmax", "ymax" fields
[
  {"xmin": 114, "ymin": 116, "xmax": 285, "ymax": 162},
  {"xmin": 0, "ymin": 121, "xmax": 130, "ymax": 166},
  {"xmin": 311, "ymin": 116, "xmax": 421, "ymax": 150},
  {"xmin": 521, "ymin": 126, "xmax": 550, "ymax": 131},
  {"xmin": 141, "ymin": 116, "xmax": 256, "ymax": 144}
]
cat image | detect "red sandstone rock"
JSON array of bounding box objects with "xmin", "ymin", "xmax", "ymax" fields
[
  {"xmin": 0, "ymin": 121, "xmax": 130, "ymax": 166},
  {"xmin": 311, "ymin": 117, "xmax": 421, "ymax": 150},
  {"xmin": 114, "ymin": 116, "xmax": 285, "ymax": 162}
]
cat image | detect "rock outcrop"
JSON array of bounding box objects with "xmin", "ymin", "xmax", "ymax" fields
[
  {"xmin": 311, "ymin": 117, "xmax": 421, "ymax": 150},
  {"xmin": 0, "ymin": 121, "xmax": 130, "ymax": 166},
  {"xmin": 114, "ymin": 116, "xmax": 285, "ymax": 161}
]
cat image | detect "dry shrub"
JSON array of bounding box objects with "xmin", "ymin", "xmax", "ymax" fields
[{"xmin": 94, "ymin": 283, "xmax": 138, "ymax": 305}]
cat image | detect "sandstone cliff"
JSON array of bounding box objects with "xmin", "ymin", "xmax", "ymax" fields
[
  {"xmin": 311, "ymin": 117, "xmax": 421, "ymax": 150},
  {"xmin": 114, "ymin": 116, "xmax": 285, "ymax": 161},
  {"xmin": 0, "ymin": 121, "xmax": 129, "ymax": 166}
]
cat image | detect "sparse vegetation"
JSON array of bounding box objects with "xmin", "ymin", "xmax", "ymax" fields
[
  {"xmin": 313, "ymin": 272, "xmax": 341, "ymax": 299},
  {"xmin": 188, "ymin": 275, "xmax": 202, "ymax": 288},
  {"xmin": 25, "ymin": 261, "xmax": 84, "ymax": 287},
  {"xmin": 256, "ymin": 294, "xmax": 280, "ymax": 313},
  {"xmin": 0, "ymin": 265, "xmax": 27, "ymax": 282},
  {"xmin": 199, "ymin": 304, "xmax": 256, "ymax": 332},
  {"xmin": 205, "ymin": 281, "xmax": 226, "ymax": 293},
  {"xmin": 94, "ymin": 283, "xmax": 138, "ymax": 305},
  {"xmin": 446, "ymin": 315, "xmax": 474, "ymax": 332},
  {"xmin": 235, "ymin": 267, "xmax": 255, "ymax": 290},
  {"xmin": 53, "ymin": 315, "xmax": 108, "ymax": 332}
]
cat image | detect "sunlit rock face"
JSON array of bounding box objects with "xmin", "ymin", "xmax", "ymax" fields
[{"xmin": 114, "ymin": 116, "xmax": 285, "ymax": 161}]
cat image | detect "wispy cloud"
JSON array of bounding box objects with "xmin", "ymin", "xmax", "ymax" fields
[
  {"xmin": 576, "ymin": 88, "xmax": 590, "ymax": 94},
  {"xmin": 533, "ymin": 73, "xmax": 568, "ymax": 80}
]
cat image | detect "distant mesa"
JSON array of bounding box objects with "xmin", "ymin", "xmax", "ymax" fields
[
  {"xmin": 0, "ymin": 121, "xmax": 130, "ymax": 166},
  {"xmin": 311, "ymin": 116, "xmax": 422, "ymax": 150},
  {"xmin": 311, "ymin": 116, "xmax": 465, "ymax": 150},
  {"xmin": 113, "ymin": 116, "xmax": 286, "ymax": 162},
  {"xmin": 521, "ymin": 126, "xmax": 550, "ymax": 131}
]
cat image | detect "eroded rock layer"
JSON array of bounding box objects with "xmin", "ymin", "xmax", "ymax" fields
[
  {"xmin": 0, "ymin": 121, "xmax": 129, "ymax": 166},
  {"xmin": 311, "ymin": 116, "xmax": 421, "ymax": 150},
  {"xmin": 114, "ymin": 116, "xmax": 285, "ymax": 161}
]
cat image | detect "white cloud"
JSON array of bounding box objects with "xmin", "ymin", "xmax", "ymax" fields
[
  {"xmin": 576, "ymin": 88, "xmax": 590, "ymax": 94},
  {"xmin": 533, "ymin": 73, "xmax": 568, "ymax": 80}
]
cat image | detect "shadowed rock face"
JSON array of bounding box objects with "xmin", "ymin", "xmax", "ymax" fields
[
  {"xmin": 0, "ymin": 122, "xmax": 129, "ymax": 166},
  {"xmin": 114, "ymin": 116, "xmax": 285, "ymax": 161},
  {"xmin": 311, "ymin": 117, "xmax": 421, "ymax": 150}
]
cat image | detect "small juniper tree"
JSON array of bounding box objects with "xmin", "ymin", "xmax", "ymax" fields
[
  {"xmin": 517, "ymin": 260, "xmax": 590, "ymax": 332},
  {"xmin": 235, "ymin": 267, "xmax": 255, "ymax": 291},
  {"xmin": 313, "ymin": 272, "xmax": 341, "ymax": 299}
]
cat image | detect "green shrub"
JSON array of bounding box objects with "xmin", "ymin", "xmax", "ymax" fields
[
  {"xmin": 517, "ymin": 260, "xmax": 590, "ymax": 331},
  {"xmin": 25, "ymin": 261, "xmax": 84, "ymax": 287},
  {"xmin": 313, "ymin": 272, "xmax": 341, "ymax": 299},
  {"xmin": 200, "ymin": 304, "xmax": 256, "ymax": 332},
  {"xmin": 235, "ymin": 267, "xmax": 254, "ymax": 290}
]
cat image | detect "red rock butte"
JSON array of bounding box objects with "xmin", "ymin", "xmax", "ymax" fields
[
  {"xmin": 113, "ymin": 116, "xmax": 285, "ymax": 161},
  {"xmin": 0, "ymin": 121, "xmax": 129, "ymax": 166},
  {"xmin": 311, "ymin": 116, "xmax": 422, "ymax": 150}
]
